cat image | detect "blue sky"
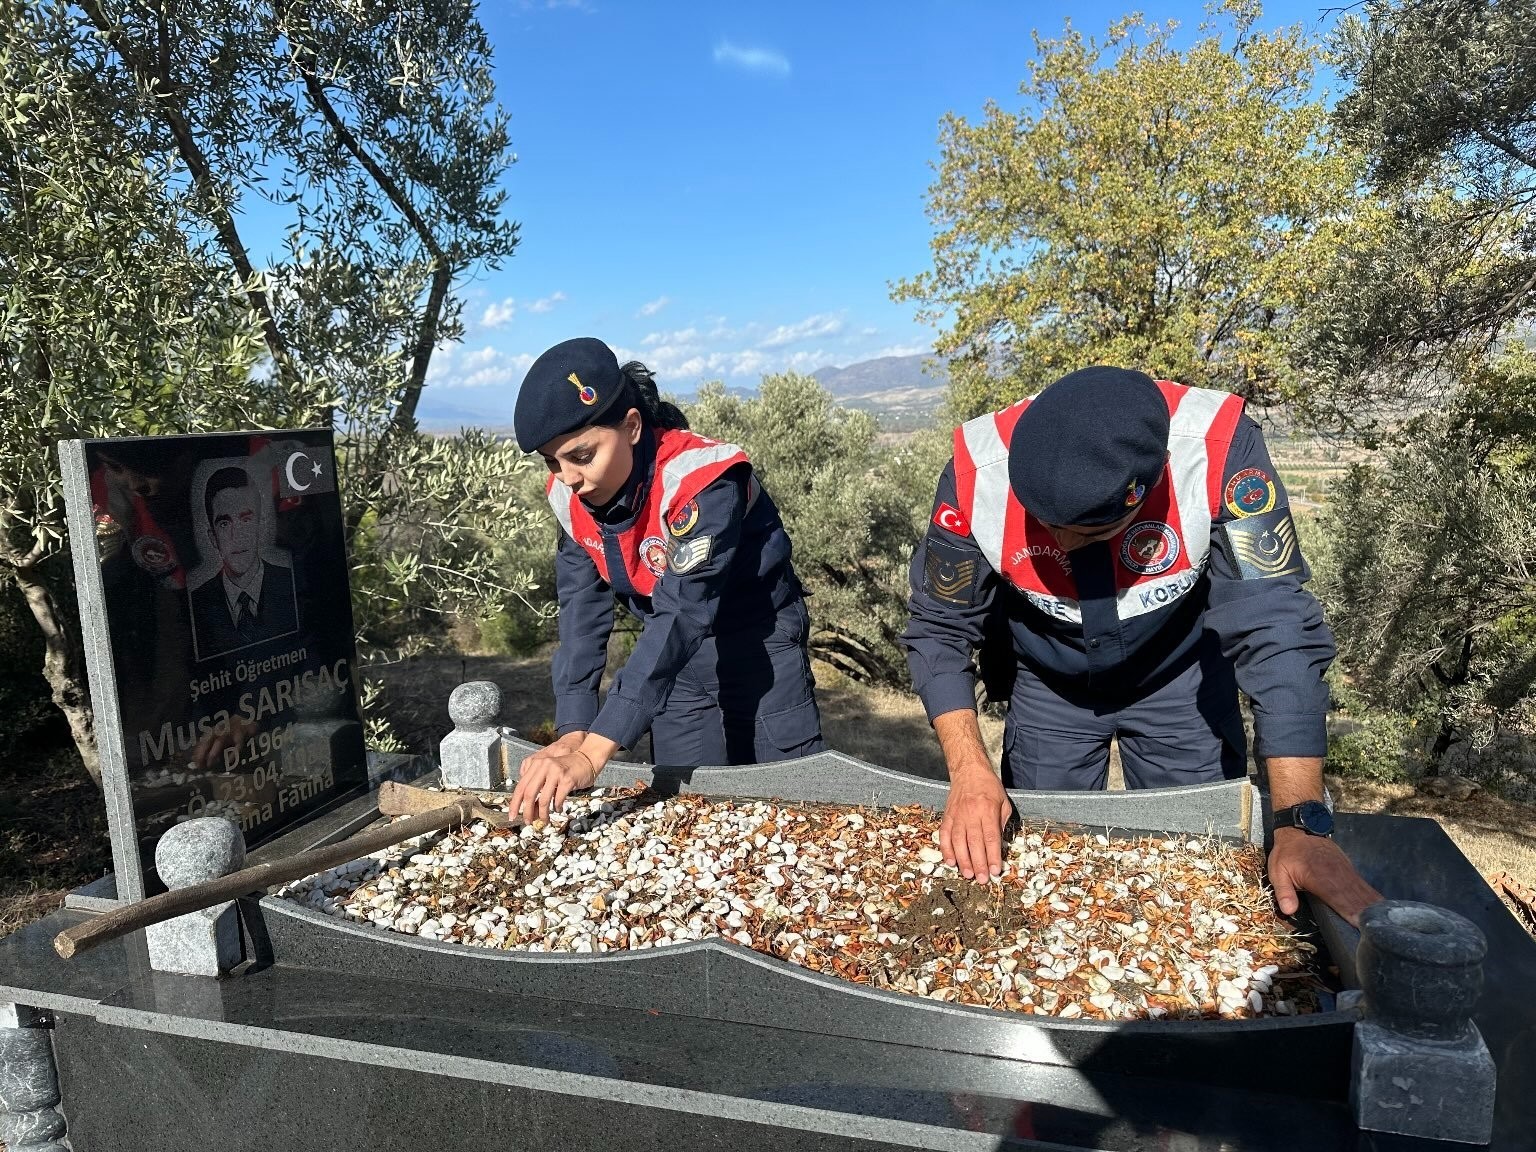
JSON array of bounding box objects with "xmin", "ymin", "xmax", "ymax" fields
[{"xmin": 416, "ymin": 0, "xmax": 1344, "ymax": 427}]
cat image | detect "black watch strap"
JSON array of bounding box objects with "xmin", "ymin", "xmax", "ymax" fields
[{"xmin": 1273, "ymin": 800, "xmax": 1334, "ymax": 837}]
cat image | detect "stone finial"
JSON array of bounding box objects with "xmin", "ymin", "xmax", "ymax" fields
[
  {"xmin": 145, "ymin": 817, "xmax": 247, "ymax": 978},
  {"xmin": 155, "ymin": 816, "xmax": 246, "ymax": 889},
  {"xmin": 1358, "ymin": 900, "xmax": 1486, "ymax": 1041},
  {"xmin": 1351, "ymin": 899, "xmax": 1496, "ymax": 1144},
  {"xmin": 0, "ymin": 1005, "xmax": 68, "ymax": 1151},
  {"xmin": 441, "ymin": 681, "xmax": 504, "ymax": 789},
  {"xmin": 448, "ymin": 680, "xmax": 502, "ymax": 732}
]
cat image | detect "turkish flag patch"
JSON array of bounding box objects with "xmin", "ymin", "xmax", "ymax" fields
[{"xmin": 932, "ymin": 502, "xmax": 971, "ymax": 536}]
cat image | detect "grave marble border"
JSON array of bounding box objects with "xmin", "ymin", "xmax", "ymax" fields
[{"xmin": 252, "ymin": 756, "xmax": 1334, "ymax": 1091}]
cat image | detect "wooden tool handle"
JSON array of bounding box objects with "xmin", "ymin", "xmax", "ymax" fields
[{"xmin": 53, "ymin": 798, "xmax": 475, "ymax": 960}]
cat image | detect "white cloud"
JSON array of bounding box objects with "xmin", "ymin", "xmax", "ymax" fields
[
  {"xmin": 525, "ymin": 291, "xmax": 566, "ymax": 314},
  {"xmin": 611, "ymin": 310, "xmax": 922, "ymax": 386},
  {"xmin": 713, "ymin": 40, "xmax": 791, "ymax": 77},
  {"xmin": 641, "ymin": 326, "xmax": 699, "ymax": 348},
  {"xmin": 431, "ymin": 344, "xmax": 534, "ymax": 390},
  {"xmin": 758, "ymin": 313, "xmax": 844, "ymax": 348},
  {"xmin": 481, "ymin": 298, "xmax": 517, "ymax": 328},
  {"xmin": 638, "ymin": 295, "xmax": 670, "ymax": 317}
]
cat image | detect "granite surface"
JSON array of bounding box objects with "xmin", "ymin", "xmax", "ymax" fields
[{"xmin": 4, "ymin": 809, "xmax": 1533, "ymax": 1150}]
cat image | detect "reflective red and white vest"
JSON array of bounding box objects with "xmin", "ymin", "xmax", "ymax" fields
[
  {"xmin": 546, "ymin": 427, "xmax": 750, "ymax": 597},
  {"xmin": 952, "ymin": 381, "xmax": 1245, "ymax": 625}
]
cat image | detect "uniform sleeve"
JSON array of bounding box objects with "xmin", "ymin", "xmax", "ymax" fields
[
  {"xmin": 587, "ymin": 467, "xmax": 748, "ymax": 751},
  {"xmin": 551, "ymin": 532, "xmax": 615, "ymax": 736},
  {"xmin": 1203, "ymin": 416, "xmax": 1336, "ymax": 760},
  {"xmin": 898, "ymin": 460, "xmax": 998, "ymax": 724}
]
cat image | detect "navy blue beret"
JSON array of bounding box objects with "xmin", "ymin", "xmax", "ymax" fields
[
  {"xmin": 514, "ymin": 337, "xmax": 630, "ymax": 452},
  {"xmin": 1007, "ymin": 367, "xmax": 1170, "ymax": 526}
]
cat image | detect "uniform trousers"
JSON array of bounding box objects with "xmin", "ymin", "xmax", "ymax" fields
[
  {"xmin": 647, "ymin": 598, "xmax": 825, "ymax": 766},
  {"xmin": 1001, "ymin": 638, "xmax": 1248, "ymax": 790}
]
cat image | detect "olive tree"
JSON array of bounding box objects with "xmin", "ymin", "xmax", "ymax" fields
[{"xmin": 0, "ymin": 0, "xmax": 535, "ymax": 779}]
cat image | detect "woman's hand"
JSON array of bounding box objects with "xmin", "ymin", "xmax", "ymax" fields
[
  {"xmin": 509, "ymin": 730, "xmax": 620, "ymax": 824},
  {"xmin": 509, "ymin": 740, "xmax": 600, "ymax": 825}
]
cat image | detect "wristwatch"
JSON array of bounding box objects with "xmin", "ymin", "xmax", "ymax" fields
[{"xmin": 1272, "ymin": 800, "xmax": 1334, "ymax": 837}]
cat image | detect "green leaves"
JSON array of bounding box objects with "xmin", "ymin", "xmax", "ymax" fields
[
  {"xmin": 2, "ymin": 0, "xmax": 534, "ymax": 755},
  {"xmin": 895, "ymin": 6, "xmax": 1357, "ymax": 419},
  {"xmin": 685, "ymin": 375, "xmax": 934, "ymax": 682}
]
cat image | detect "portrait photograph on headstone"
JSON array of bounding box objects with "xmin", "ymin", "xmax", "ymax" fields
[{"xmin": 60, "ymin": 431, "xmax": 367, "ymax": 896}]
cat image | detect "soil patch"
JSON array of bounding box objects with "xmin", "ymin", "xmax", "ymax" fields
[{"xmin": 0, "ymin": 735, "xmax": 111, "ymax": 940}]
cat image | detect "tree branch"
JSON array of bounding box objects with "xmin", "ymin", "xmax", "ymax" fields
[
  {"xmin": 1469, "ymin": 123, "xmax": 1536, "ymax": 172},
  {"xmin": 280, "ymin": 14, "xmax": 448, "ymax": 438},
  {"xmin": 78, "ymin": 0, "xmax": 300, "ymax": 387}
]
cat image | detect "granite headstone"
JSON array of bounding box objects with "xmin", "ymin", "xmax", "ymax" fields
[{"xmin": 60, "ymin": 430, "xmax": 369, "ymax": 901}]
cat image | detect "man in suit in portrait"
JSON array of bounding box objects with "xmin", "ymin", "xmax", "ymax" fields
[{"xmin": 189, "ymin": 465, "xmax": 299, "ymax": 661}]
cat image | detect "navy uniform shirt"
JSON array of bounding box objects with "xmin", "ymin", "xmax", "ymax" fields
[
  {"xmin": 900, "ymin": 416, "xmax": 1335, "ymax": 760},
  {"xmin": 551, "ymin": 431, "xmax": 802, "ymax": 750}
]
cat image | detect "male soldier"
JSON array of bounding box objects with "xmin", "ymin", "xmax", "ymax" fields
[{"xmin": 901, "ymin": 366, "xmax": 1380, "ymax": 925}]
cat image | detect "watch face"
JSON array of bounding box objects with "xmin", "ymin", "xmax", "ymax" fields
[{"xmin": 1298, "ymin": 800, "xmax": 1334, "ymax": 836}]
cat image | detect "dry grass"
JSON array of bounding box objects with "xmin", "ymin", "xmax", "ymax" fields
[
  {"xmin": 0, "ymin": 739, "xmax": 111, "ymax": 942},
  {"xmin": 1328, "ymin": 775, "xmax": 1536, "ymax": 887}
]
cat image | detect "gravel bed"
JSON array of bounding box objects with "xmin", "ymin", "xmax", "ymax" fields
[{"xmin": 275, "ymin": 786, "xmax": 1323, "ymax": 1021}]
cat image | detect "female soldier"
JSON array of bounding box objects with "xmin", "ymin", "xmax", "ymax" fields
[{"xmin": 508, "ymin": 337, "xmax": 824, "ymax": 823}]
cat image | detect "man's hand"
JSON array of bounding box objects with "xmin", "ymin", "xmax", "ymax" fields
[
  {"xmin": 941, "ymin": 766, "xmax": 1013, "ymax": 882},
  {"xmin": 1268, "ymin": 827, "xmax": 1382, "ymax": 928},
  {"xmin": 509, "ymin": 743, "xmax": 599, "ymax": 825},
  {"xmin": 931, "ymin": 709, "xmax": 1013, "ymax": 882}
]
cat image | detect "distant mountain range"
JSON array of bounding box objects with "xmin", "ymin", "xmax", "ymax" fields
[
  {"xmin": 418, "ymin": 352, "xmax": 950, "ymax": 434},
  {"xmin": 812, "ymin": 354, "xmax": 948, "ymax": 427}
]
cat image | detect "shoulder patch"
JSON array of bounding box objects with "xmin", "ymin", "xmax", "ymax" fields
[
  {"xmin": 1219, "ymin": 507, "xmax": 1304, "ymax": 580},
  {"xmin": 667, "ymin": 499, "xmax": 700, "ymax": 536},
  {"xmin": 666, "ymin": 533, "xmax": 713, "ymax": 575},
  {"xmin": 923, "ymin": 538, "xmax": 980, "ymax": 606},
  {"xmin": 1223, "ymin": 467, "xmax": 1277, "ymax": 518},
  {"xmin": 932, "ymin": 502, "xmax": 971, "ymax": 536}
]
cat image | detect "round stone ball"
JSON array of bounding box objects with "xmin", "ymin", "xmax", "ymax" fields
[
  {"xmin": 156, "ymin": 817, "xmax": 247, "ymax": 889},
  {"xmin": 448, "ymin": 680, "xmax": 502, "ymax": 732}
]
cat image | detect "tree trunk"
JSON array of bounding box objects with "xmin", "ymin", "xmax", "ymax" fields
[
  {"xmin": 10, "ymin": 565, "xmax": 101, "ymax": 786},
  {"xmin": 1426, "ymin": 717, "xmax": 1456, "ymax": 777}
]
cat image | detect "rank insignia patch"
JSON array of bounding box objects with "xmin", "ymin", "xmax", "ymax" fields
[
  {"xmin": 1223, "ymin": 467, "xmax": 1277, "ymax": 518},
  {"xmin": 923, "ymin": 539, "xmax": 978, "ymax": 606},
  {"xmin": 667, "ymin": 499, "xmax": 700, "ymax": 536},
  {"xmin": 1220, "ymin": 507, "xmax": 1304, "ymax": 579},
  {"xmin": 666, "ymin": 533, "xmax": 713, "ymax": 574}
]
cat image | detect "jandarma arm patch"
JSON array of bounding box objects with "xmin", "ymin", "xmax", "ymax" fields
[
  {"xmin": 923, "ymin": 538, "xmax": 979, "ymax": 606},
  {"xmin": 1218, "ymin": 506, "xmax": 1305, "ymax": 580}
]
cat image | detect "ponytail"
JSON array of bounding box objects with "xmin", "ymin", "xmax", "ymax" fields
[{"xmin": 614, "ymin": 360, "xmax": 689, "ymax": 430}]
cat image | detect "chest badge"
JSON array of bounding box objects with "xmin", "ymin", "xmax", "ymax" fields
[
  {"xmin": 1120, "ymin": 521, "xmax": 1180, "ymax": 575},
  {"xmin": 640, "ymin": 535, "xmax": 668, "ymax": 576}
]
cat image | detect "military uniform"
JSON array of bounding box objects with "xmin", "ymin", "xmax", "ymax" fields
[
  {"xmin": 901, "ymin": 370, "xmax": 1334, "ymax": 789},
  {"xmin": 517, "ymin": 337, "xmax": 824, "ymax": 767}
]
